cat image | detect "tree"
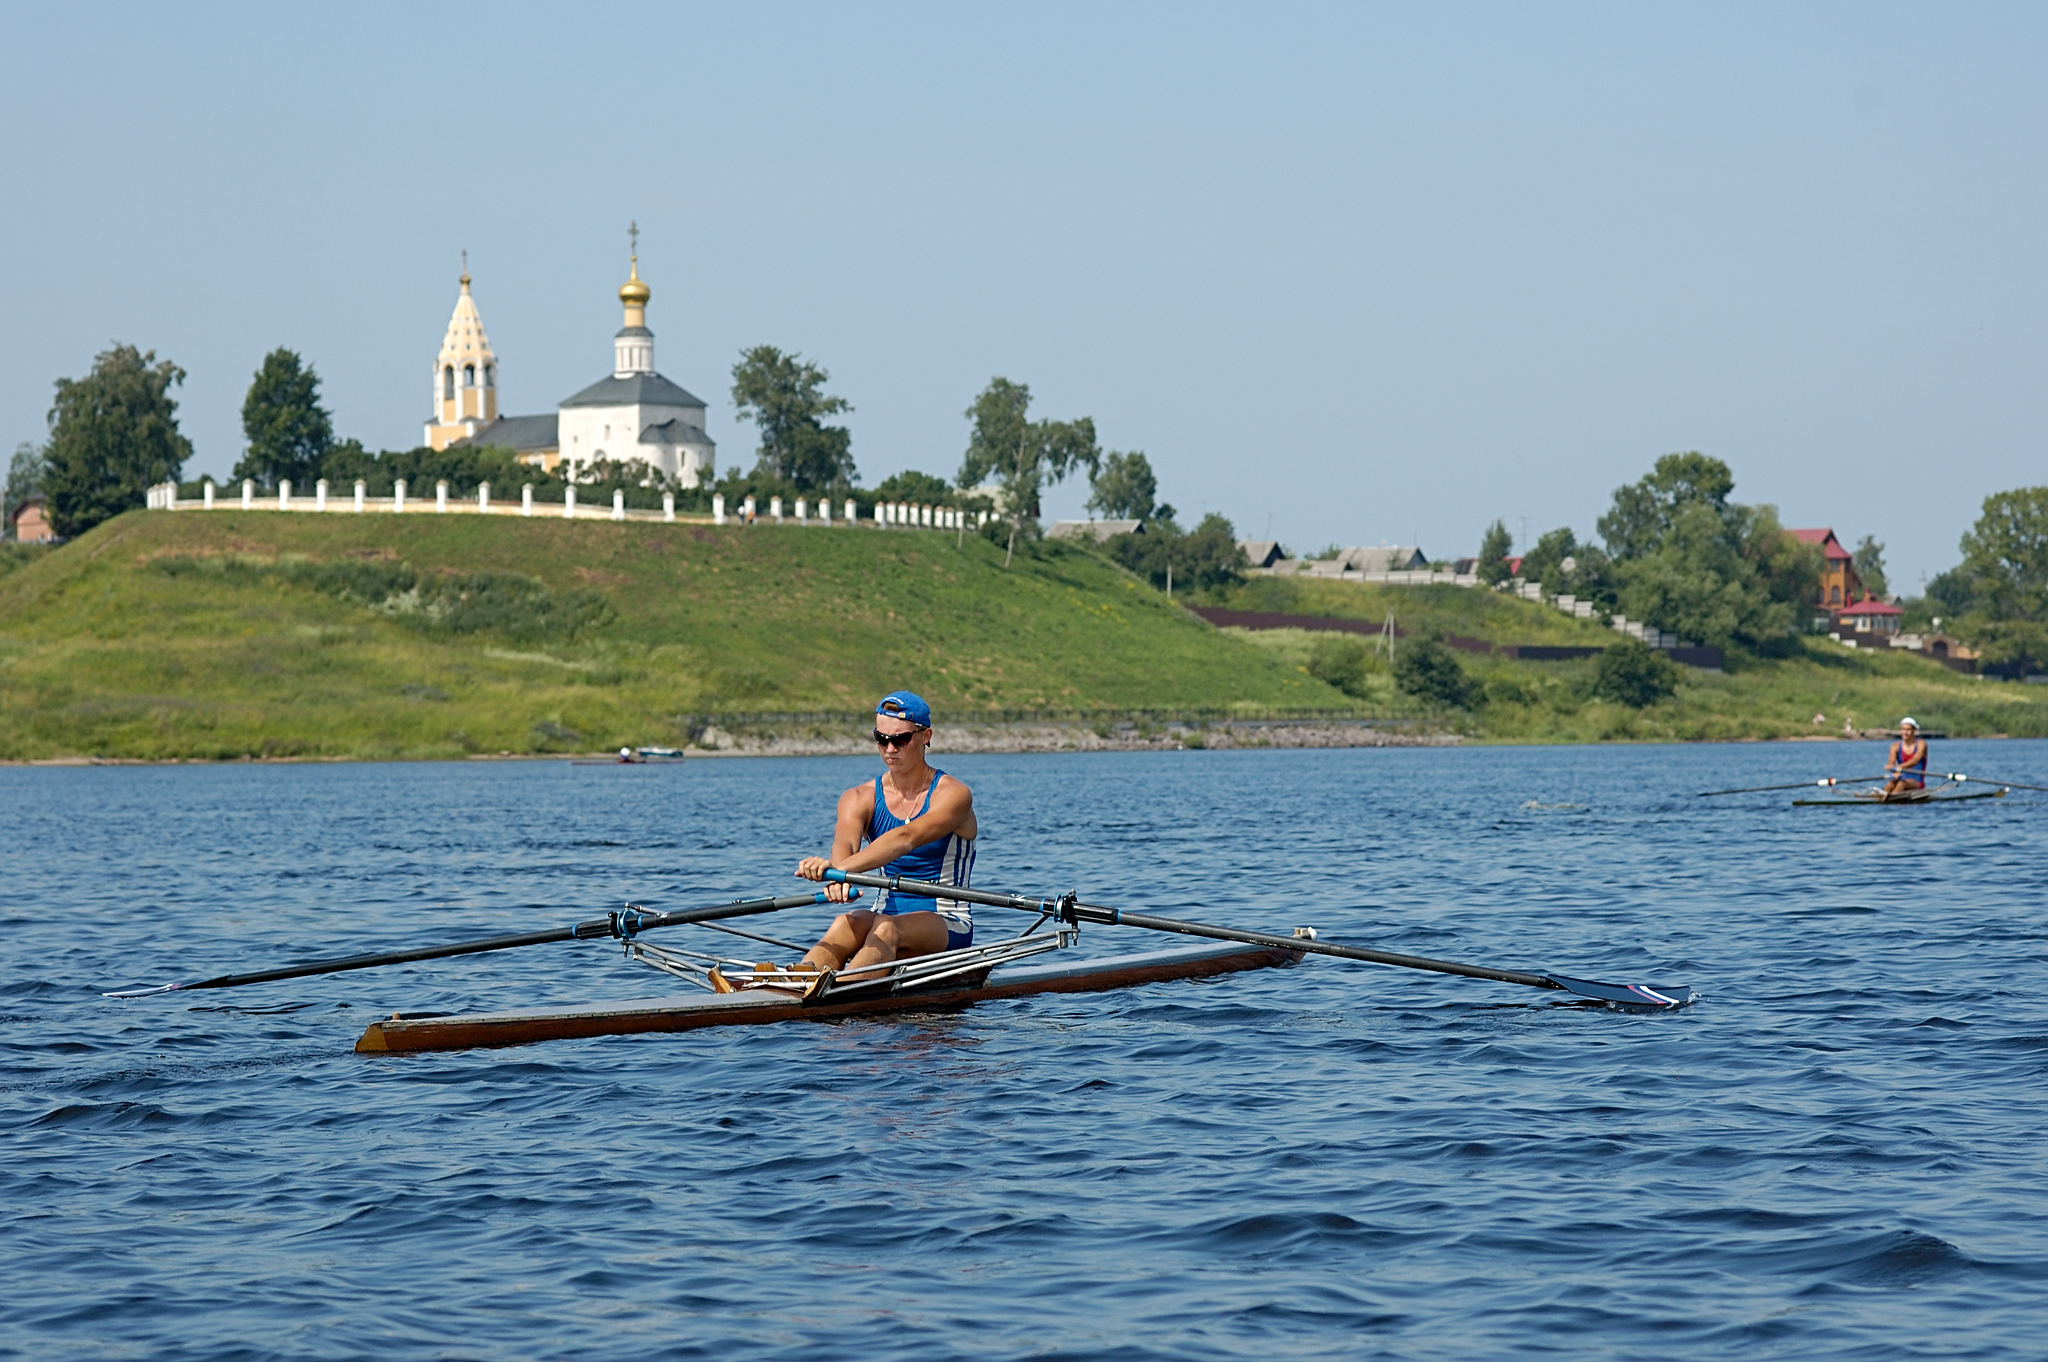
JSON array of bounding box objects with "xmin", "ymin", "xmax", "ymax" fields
[
  {"xmin": 1853, "ymin": 535, "xmax": 1888, "ymax": 600},
  {"xmin": 730, "ymin": 346, "xmax": 855, "ymax": 491},
  {"xmin": 870, "ymin": 469, "xmax": 957, "ymax": 506},
  {"xmin": 1934, "ymin": 486, "xmax": 2048, "ymax": 677},
  {"xmin": 43, "ymin": 344, "xmax": 192, "ymax": 538},
  {"xmin": 1476, "ymin": 519, "xmax": 1513, "ymax": 585},
  {"xmin": 1593, "ymin": 639, "xmax": 1680, "ymax": 707},
  {"xmin": 1393, "ymin": 637, "xmax": 1475, "ymax": 709},
  {"xmin": 233, "ymin": 348, "xmax": 333, "ymax": 490},
  {"xmin": 1306, "ymin": 634, "xmax": 1376, "ymax": 698},
  {"xmin": 1106, "ymin": 513, "xmax": 1246, "ymax": 595},
  {"xmin": 1596, "ymin": 453, "xmax": 1818, "ymax": 651},
  {"xmin": 957, "ymin": 377, "xmax": 1099, "ymax": 567},
  {"xmin": 5, "ymin": 442, "xmax": 47, "ymax": 539},
  {"xmin": 1087, "ymin": 450, "xmax": 1167, "ymax": 522}
]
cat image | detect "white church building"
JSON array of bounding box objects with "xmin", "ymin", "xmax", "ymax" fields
[{"xmin": 424, "ymin": 243, "xmax": 716, "ymax": 487}]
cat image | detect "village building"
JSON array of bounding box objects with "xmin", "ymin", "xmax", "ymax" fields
[
  {"xmin": 1048, "ymin": 519, "xmax": 1144, "ymax": 543},
  {"xmin": 9, "ymin": 492, "xmax": 53, "ymax": 543},
  {"xmin": 1787, "ymin": 528, "xmax": 1865, "ymax": 614},
  {"xmin": 425, "ymin": 239, "xmax": 716, "ymax": 488}
]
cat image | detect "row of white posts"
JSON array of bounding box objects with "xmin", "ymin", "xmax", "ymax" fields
[
  {"xmin": 156, "ymin": 479, "xmax": 996, "ymax": 532},
  {"xmin": 709, "ymin": 494, "xmax": 987, "ymax": 531}
]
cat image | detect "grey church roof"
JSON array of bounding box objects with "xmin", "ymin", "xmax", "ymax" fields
[
  {"xmin": 560, "ymin": 372, "xmax": 706, "ymax": 410},
  {"xmin": 453, "ymin": 413, "xmax": 559, "ymax": 452},
  {"xmin": 640, "ymin": 418, "xmax": 715, "ymax": 448}
]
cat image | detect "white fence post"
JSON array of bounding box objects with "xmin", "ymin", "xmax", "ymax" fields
[
  {"xmin": 819, "ymin": 498, "xmax": 830, "ymax": 526},
  {"xmin": 564, "ymin": 486, "xmax": 577, "ymax": 519},
  {"xmin": 394, "ymin": 478, "xmax": 407, "ymax": 512},
  {"xmin": 436, "ymin": 480, "xmax": 449, "ymax": 513},
  {"xmin": 203, "ymin": 479, "xmax": 215, "ymax": 509},
  {"xmin": 663, "ymin": 490, "xmax": 675, "ymax": 522},
  {"xmin": 612, "ymin": 489, "xmax": 625, "ymax": 521},
  {"xmin": 742, "ymin": 495, "xmax": 756, "ymax": 522},
  {"xmin": 795, "ymin": 497, "xmax": 807, "ymax": 523},
  {"xmin": 521, "ymin": 484, "xmax": 533, "ymax": 517},
  {"xmin": 242, "ymin": 479, "xmax": 254, "ymax": 510},
  {"xmin": 314, "ymin": 478, "xmax": 328, "ymax": 511},
  {"xmin": 844, "ymin": 498, "xmax": 856, "ymax": 525},
  {"xmin": 478, "ymin": 482, "xmax": 490, "ymax": 514},
  {"xmin": 770, "ymin": 496, "xmax": 783, "ymax": 523},
  {"xmin": 279, "ymin": 479, "xmax": 291, "ymax": 511},
  {"xmin": 353, "ymin": 480, "xmax": 365, "ymax": 512},
  {"xmin": 713, "ymin": 493, "xmax": 726, "ymax": 525},
  {"xmin": 874, "ymin": 503, "xmax": 885, "ymax": 526}
]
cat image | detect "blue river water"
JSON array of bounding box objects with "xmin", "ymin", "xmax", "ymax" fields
[{"xmin": 3, "ymin": 741, "xmax": 2046, "ymax": 1360}]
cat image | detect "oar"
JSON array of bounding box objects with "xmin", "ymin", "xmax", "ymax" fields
[
  {"xmin": 1930, "ymin": 772, "xmax": 2048, "ymax": 794},
  {"xmin": 102, "ymin": 889, "xmax": 858, "ymax": 998},
  {"xmin": 1698, "ymin": 777, "xmax": 1887, "ymax": 796},
  {"xmin": 821, "ymin": 870, "xmax": 1695, "ymax": 1008}
]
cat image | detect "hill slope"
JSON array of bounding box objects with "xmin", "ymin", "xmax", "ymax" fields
[{"xmin": 0, "ymin": 511, "xmax": 1353, "ymax": 760}]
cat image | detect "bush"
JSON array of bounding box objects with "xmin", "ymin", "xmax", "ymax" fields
[
  {"xmin": 1393, "ymin": 637, "xmax": 1476, "ymax": 708},
  {"xmin": 1593, "ymin": 639, "xmax": 1680, "ymax": 707},
  {"xmin": 1306, "ymin": 635, "xmax": 1376, "ymax": 698}
]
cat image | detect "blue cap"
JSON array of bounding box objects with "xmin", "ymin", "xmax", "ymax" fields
[{"xmin": 875, "ymin": 691, "xmax": 931, "ymax": 727}]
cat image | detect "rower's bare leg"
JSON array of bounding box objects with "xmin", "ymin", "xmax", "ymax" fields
[
  {"xmin": 845, "ymin": 910, "xmax": 951, "ymax": 971},
  {"xmin": 801, "ymin": 910, "xmax": 877, "ymax": 971}
]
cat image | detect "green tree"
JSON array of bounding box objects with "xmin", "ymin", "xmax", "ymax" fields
[
  {"xmin": 957, "ymin": 377, "xmax": 1100, "ymax": 567},
  {"xmin": 1937, "ymin": 486, "xmax": 2048, "ymax": 676},
  {"xmin": 1086, "ymin": 450, "xmax": 1168, "ymax": 521},
  {"xmin": 1306, "ymin": 634, "xmax": 1376, "ymax": 698},
  {"xmin": 870, "ymin": 469, "xmax": 957, "ymax": 506},
  {"xmin": 1597, "ymin": 453, "xmax": 1818, "ymax": 651},
  {"xmin": 43, "ymin": 344, "xmax": 192, "ymax": 538},
  {"xmin": 1593, "ymin": 639, "xmax": 1680, "ymax": 707},
  {"xmin": 1476, "ymin": 519, "xmax": 1513, "ymax": 585},
  {"xmin": 730, "ymin": 345, "xmax": 855, "ymax": 491},
  {"xmin": 5, "ymin": 442, "xmax": 48, "ymax": 539},
  {"xmin": 1105, "ymin": 513, "xmax": 1246, "ymax": 595},
  {"xmin": 1853, "ymin": 534, "xmax": 1888, "ymax": 599},
  {"xmin": 1393, "ymin": 637, "xmax": 1476, "ymax": 708},
  {"xmin": 233, "ymin": 348, "xmax": 333, "ymax": 490}
]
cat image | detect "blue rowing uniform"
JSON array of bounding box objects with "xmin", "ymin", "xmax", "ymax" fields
[
  {"xmin": 1890, "ymin": 738, "xmax": 1928, "ymax": 789},
  {"xmin": 869, "ymin": 770, "xmax": 975, "ymax": 949}
]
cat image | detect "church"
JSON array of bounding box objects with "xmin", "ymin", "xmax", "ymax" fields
[{"xmin": 423, "ymin": 240, "xmax": 717, "ymax": 487}]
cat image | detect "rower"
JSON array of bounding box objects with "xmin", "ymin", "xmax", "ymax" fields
[
  {"xmin": 794, "ymin": 691, "xmax": 978, "ymax": 972},
  {"xmin": 1883, "ymin": 717, "xmax": 1929, "ymax": 798}
]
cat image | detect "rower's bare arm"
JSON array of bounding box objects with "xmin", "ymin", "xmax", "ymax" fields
[
  {"xmin": 832, "ymin": 779, "xmax": 974, "ymax": 875},
  {"xmin": 796, "ymin": 784, "xmax": 878, "ymax": 899}
]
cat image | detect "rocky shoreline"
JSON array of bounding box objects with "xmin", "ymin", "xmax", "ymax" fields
[{"xmin": 678, "ymin": 721, "xmax": 1459, "ymax": 758}]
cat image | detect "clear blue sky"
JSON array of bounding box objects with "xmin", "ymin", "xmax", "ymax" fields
[{"xmin": 4, "ymin": 3, "xmax": 2041, "ymax": 590}]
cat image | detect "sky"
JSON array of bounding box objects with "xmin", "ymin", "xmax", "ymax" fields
[{"xmin": 2, "ymin": 2, "xmax": 2041, "ymax": 590}]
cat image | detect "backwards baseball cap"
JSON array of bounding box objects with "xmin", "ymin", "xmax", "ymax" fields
[
  {"xmin": 876, "ymin": 691, "xmax": 932, "ymax": 727},
  {"xmin": 1900, "ymin": 716, "xmax": 1919, "ymax": 729}
]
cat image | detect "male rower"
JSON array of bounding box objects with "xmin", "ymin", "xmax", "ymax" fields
[
  {"xmin": 1883, "ymin": 717, "xmax": 1929, "ymax": 798},
  {"xmin": 793, "ymin": 692, "xmax": 977, "ymax": 972}
]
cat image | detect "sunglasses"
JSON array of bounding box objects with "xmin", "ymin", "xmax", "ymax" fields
[{"xmin": 873, "ymin": 727, "xmax": 927, "ymax": 748}]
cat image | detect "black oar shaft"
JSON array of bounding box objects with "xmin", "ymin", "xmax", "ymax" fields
[
  {"xmin": 1935, "ymin": 772, "xmax": 2048, "ymax": 794},
  {"xmin": 123, "ymin": 890, "xmax": 844, "ymax": 996},
  {"xmin": 822, "ymin": 871, "xmax": 1556, "ymax": 990},
  {"xmin": 1698, "ymin": 777, "xmax": 1884, "ymax": 796}
]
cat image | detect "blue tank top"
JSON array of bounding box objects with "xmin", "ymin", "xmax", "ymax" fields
[{"xmin": 868, "ymin": 770, "xmax": 975, "ymax": 925}]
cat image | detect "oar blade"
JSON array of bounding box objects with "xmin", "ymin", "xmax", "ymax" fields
[{"xmin": 1543, "ymin": 973, "xmax": 1697, "ymax": 1008}]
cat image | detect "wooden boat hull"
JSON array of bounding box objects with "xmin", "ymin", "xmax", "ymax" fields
[{"xmin": 355, "ymin": 940, "xmax": 1303, "ymax": 1054}]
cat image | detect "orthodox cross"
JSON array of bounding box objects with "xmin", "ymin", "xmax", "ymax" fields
[{"xmin": 629, "ymin": 221, "xmax": 639, "ymax": 259}]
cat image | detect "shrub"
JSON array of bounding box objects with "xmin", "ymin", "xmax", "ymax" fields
[
  {"xmin": 1306, "ymin": 635, "xmax": 1376, "ymax": 698},
  {"xmin": 1593, "ymin": 639, "xmax": 1680, "ymax": 707},
  {"xmin": 1394, "ymin": 637, "xmax": 1476, "ymax": 708}
]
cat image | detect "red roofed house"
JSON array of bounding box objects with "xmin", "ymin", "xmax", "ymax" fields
[
  {"xmin": 1837, "ymin": 596, "xmax": 1902, "ymax": 637},
  {"xmin": 1787, "ymin": 528, "xmax": 1863, "ymax": 612}
]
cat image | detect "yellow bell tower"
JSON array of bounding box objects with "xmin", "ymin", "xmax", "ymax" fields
[{"xmin": 424, "ymin": 256, "xmax": 499, "ymax": 451}]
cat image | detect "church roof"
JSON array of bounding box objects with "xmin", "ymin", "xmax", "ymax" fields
[
  {"xmin": 640, "ymin": 417, "xmax": 714, "ymax": 448},
  {"xmin": 438, "ymin": 274, "xmax": 494, "ymax": 368},
  {"xmin": 453, "ymin": 413, "xmax": 559, "ymax": 453},
  {"xmin": 560, "ymin": 372, "xmax": 706, "ymax": 410}
]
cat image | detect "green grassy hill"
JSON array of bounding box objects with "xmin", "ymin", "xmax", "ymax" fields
[
  {"xmin": 1205, "ymin": 575, "xmax": 2048, "ymax": 741},
  {"xmin": 0, "ymin": 512, "xmax": 1355, "ymax": 760}
]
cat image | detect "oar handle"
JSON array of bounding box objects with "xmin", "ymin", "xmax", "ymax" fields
[{"xmin": 821, "ymin": 870, "xmax": 1557, "ymax": 990}]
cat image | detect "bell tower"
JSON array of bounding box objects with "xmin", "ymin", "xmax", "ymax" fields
[
  {"xmin": 425, "ymin": 254, "xmax": 500, "ymax": 451},
  {"xmin": 614, "ymin": 222, "xmax": 655, "ymax": 378}
]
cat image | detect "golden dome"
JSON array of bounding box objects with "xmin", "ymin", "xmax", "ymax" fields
[{"xmin": 618, "ymin": 257, "xmax": 651, "ymax": 307}]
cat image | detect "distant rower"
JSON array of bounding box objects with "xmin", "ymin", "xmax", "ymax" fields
[{"xmin": 1883, "ymin": 718, "xmax": 1928, "ymax": 798}]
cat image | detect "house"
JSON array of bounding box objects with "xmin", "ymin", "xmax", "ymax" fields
[
  {"xmin": 1836, "ymin": 597, "xmax": 1902, "ymax": 636},
  {"xmin": 1236, "ymin": 539, "xmax": 1283, "ymax": 569},
  {"xmin": 9, "ymin": 493, "xmax": 53, "ymax": 543},
  {"xmin": 1787, "ymin": 528, "xmax": 1864, "ymax": 612},
  {"xmin": 1893, "ymin": 630, "xmax": 1979, "ymax": 674},
  {"xmin": 1333, "ymin": 546, "xmax": 1426, "ymax": 574},
  {"xmin": 1047, "ymin": 519, "xmax": 1143, "ymax": 543}
]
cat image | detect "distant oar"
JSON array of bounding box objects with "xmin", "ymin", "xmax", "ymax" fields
[
  {"xmin": 102, "ymin": 889, "xmax": 857, "ymax": 998},
  {"xmin": 1930, "ymin": 771, "xmax": 2048, "ymax": 794},
  {"xmin": 822, "ymin": 870, "xmax": 1695, "ymax": 1008},
  {"xmin": 1698, "ymin": 777, "xmax": 1887, "ymax": 796}
]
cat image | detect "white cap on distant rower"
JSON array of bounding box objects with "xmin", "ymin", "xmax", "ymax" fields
[{"xmin": 1899, "ymin": 717, "xmax": 1919, "ymax": 729}]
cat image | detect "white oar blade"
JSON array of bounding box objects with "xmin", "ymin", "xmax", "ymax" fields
[{"xmin": 1543, "ymin": 973, "xmax": 1697, "ymax": 1008}]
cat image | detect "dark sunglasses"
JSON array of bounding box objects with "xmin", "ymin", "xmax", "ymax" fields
[{"xmin": 873, "ymin": 727, "xmax": 927, "ymax": 748}]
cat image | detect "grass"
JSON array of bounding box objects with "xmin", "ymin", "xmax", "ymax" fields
[
  {"xmin": 1202, "ymin": 575, "xmax": 2048, "ymax": 742},
  {"xmin": 0, "ymin": 511, "xmax": 1358, "ymax": 760}
]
